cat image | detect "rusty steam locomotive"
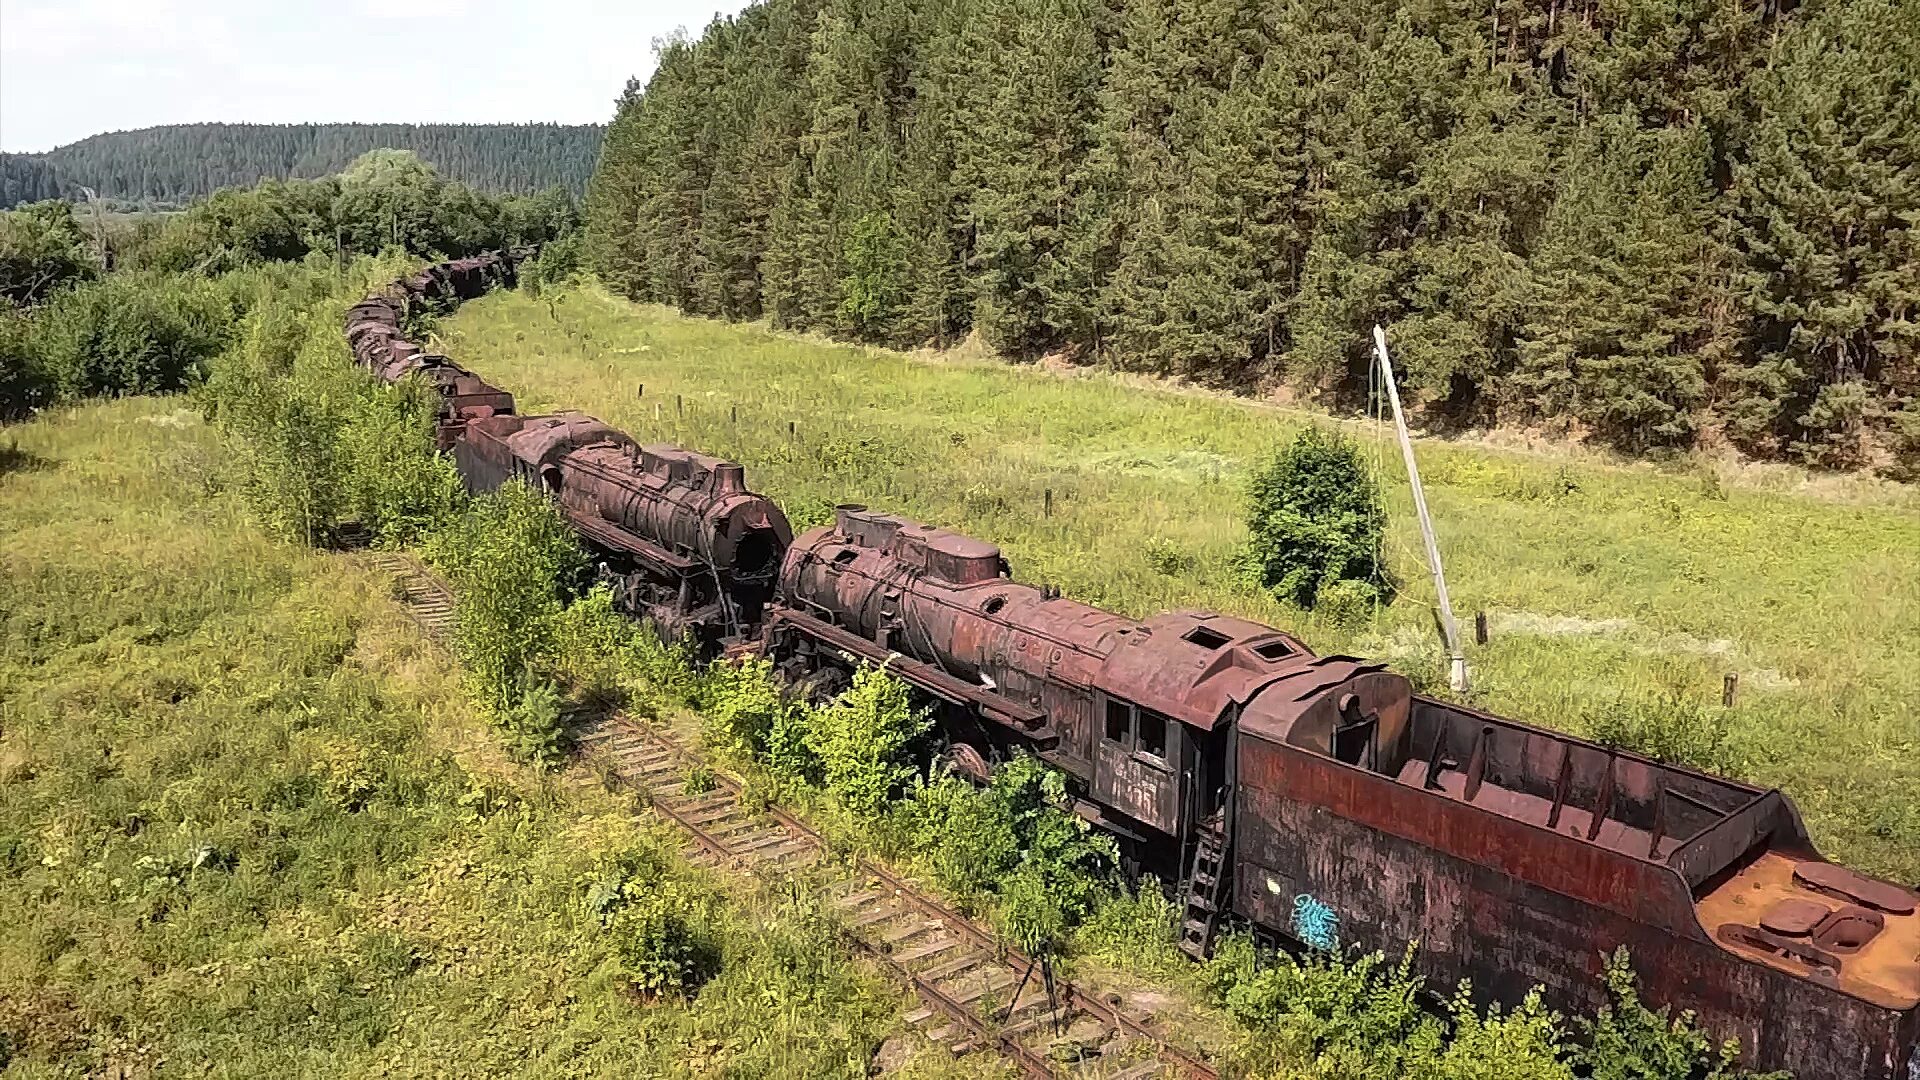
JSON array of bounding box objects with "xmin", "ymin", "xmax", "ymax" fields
[{"xmin": 348, "ymin": 254, "xmax": 1919, "ymax": 1080}]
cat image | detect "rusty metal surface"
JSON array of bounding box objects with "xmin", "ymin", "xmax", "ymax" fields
[
  {"xmin": 457, "ymin": 411, "xmax": 791, "ymax": 646},
  {"xmin": 1235, "ymin": 689, "xmax": 1920, "ymax": 1080},
  {"xmin": 773, "ymin": 507, "xmax": 1328, "ymax": 838}
]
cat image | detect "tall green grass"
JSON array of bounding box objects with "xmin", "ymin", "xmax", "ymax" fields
[
  {"xmin": 0, "ymin": 398, "xmax": 909, "ymax": 1076},
  {"xmin": 443, "ymin": 285, "xmax": 1920, "ymax": 884}
]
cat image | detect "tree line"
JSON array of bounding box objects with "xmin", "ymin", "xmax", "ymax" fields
[
  {"xmin": 585, "ymin": 0, "xmax": 1920, "ymax": 477},
  {"xmin": 3, "ymin": 122, "xmax": 604, "ymax": 208},
  {"xmin": 0, "ymin": 150, "xmax": 579, "ymax": 419}
]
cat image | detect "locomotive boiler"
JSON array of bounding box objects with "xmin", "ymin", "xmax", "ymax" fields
[
  {"xmin": 457, "ymin": 411, "xmax": 790, "ymax": 647},
  {"xmin": 764, "ymin": 505, "xmax": 1385, "ymax": 859}
]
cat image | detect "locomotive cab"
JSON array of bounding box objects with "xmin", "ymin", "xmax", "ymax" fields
[{"xmin": 1088, "ymin": 613, "xmax": 1312, "ymax": 846}]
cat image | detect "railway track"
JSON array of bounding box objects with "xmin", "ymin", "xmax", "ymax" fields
[{"xmin": 362, "ymin": 550, "xmax": 1218, "ymax": 1080}]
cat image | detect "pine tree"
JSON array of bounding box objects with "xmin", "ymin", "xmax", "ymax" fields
[
  {"xmin": 1518, "ymin": 115, "xmax": 1719, "ymax": 450},
  {"xmin": 585, "ymin": 80, "xmax": 652, "ymax": 300},
  {"xmin": 955, "ymin": 0, "xmax": 1104, "ymax": 357},
  {"xmin": 1724, "ymin": 0, "xmax": 1920, "ymax": 466}
]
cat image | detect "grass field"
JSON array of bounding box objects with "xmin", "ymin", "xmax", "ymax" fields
[
  {"xmin": 0, "ymin": 398, "xmax": 915, "ymax": 1077},
  {"xmin": 442, "ymin": 285, "xmax": 1920, "ymax": 886}
]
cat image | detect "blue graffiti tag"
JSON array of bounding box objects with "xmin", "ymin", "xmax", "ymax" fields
[{"xmin": 1292, "ymin": 893, "xmax": 1340, "ymax": 952}]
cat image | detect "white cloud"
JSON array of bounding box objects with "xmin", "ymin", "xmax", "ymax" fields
[{"xmin": 0, "ymin": 0, "xmax": 747, "ymax": 151}]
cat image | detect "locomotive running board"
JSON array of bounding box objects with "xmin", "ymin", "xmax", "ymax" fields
[
  {"xmin": 567, "ymin": 512, "xmax": 702, "ymax": 576},
  {"xmin": 770, "ymin": 610, "xmax": 1053, "ymax": 739}
]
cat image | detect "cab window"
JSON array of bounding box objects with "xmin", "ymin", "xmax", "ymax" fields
[
  {"xmin": 1137, "ymin": 710, "xmax": 1168, "ymax": 761},
  {"xmin": 1104, "ymin": 697, "xmax": 1171, "ymax": 764},
  {"xmin": 1104, "ymin": 698, "xmax": 1131, "ymax": 747}
]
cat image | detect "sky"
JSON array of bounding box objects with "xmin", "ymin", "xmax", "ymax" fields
[{"xmin": 0, "ymin": 0, "xmax": 749, "ymax": 153}]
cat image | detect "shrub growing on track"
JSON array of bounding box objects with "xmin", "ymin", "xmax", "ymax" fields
[
  {"xmin": 696, "ymin": 655, "xmax": 796, "ymax": 761},
  {"xmin": 200, "ymin": 260, "xmax": 460, "ymax": 546},
  {"xmin": 423, "ymin": 478, "xmax": 586, "ymax": 759},
  {"xmin": 803, "ymin": 663, "xmax": 929, "ymax": 816}
]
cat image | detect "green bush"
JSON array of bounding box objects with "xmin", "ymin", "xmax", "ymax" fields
[
  {"xmin": 337, "ymin": 377, "xmax": 464, "ymax": 546},
  {"xmin": 695, "ymin": 655, "xmax": 795, "ymax": 760},
  {"xmin": 1206, "ymin": 939, "xmax": 1574, "ymax": 1079},
  {"xmin": 1244, "ymin": 426, "xmax": 1390, "ymax": 608},
  {"xmin": 1145, "ymin": 536, "xmax": 1197, "ymax": 576},
  {"xmin": 581, "ymin": 847, "xmax": 717, "ymax": 1000},
  {"xmin": 894, "ymin": 773, "xmax": 1021, "ymax": 901},
  {"xmin": 1072, "ymin": 878, "xmax": 1185, "ymax": 980},
  {"xmin": 0, "ymin": 200, "xmax": 96, "ymax": 307},
  {"xmin": 1315, "ymin": 578, "xmax": 1383, "ymax": 628},
  {"xmin": 0, "ymin": 312, "xmax": 45, "ymax": 419},
  {"xmin": 423, "ymin": 479, "xmax": 587, "ymax": 755},
  {"xmin": 1577, "ymin": 948, "xmax": 1784, "ymax": 1080},
  {"xmin": 1203, "ymin": 938, "xmax": 1782, "ymax": 1079},
  {"xmin": 143, "ymin": 181, "xmax": 327, "ymax": 274},
  {"xmin": 30, "ymin": 271, "xmax": 232, "ymax": 400},
  {"xmin": 802, "ymin": 663, "xmax": 929, "ymax": 815},
  {"xmin": 202, "ymin": 294, "xmax": 352, "ymax": 542},
  {"xmin": 892, "ymin": 753, "xmax": 1116, "ymax": 953},
  {"xmin": 988, "ymin": 756, "xmax": 1115, "ymax": 926},
  {"xmin": 498, "ymin": 678, "xmax": 567, "ymax": 764},
  {"xmin": 1585, "ymin": 691, "xmax": 1739, "ymax": 776},
  {"xmin": 520, "ymin": 230, "xmax": 583, "ymax": 297}
]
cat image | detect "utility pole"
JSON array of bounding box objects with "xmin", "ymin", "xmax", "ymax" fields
[{"xmin": 1374, "ymin": 325, "xmax": 1467, "ymax": 692}]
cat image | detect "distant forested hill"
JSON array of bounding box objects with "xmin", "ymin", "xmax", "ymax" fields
[
  {"xmin": 588, "ymin": 0, "xmax": 1920, "ymax": 476},
  {"xmin": 4, "ymin": 122, "xmax": 603, "ymax": 206}
]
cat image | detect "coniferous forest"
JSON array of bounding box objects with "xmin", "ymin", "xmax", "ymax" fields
[
  {"xmin": 586, "ymin": 0, "xmax": 1920, "ymax": 475},
  {"xmin": 3, "ymin": 122, "xmax": 604, "ymax": 207}
]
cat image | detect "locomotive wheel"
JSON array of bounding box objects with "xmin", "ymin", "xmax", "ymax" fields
[{"xmin": 941, "ymin": 742, "xmax": 995, "ymax": 786}]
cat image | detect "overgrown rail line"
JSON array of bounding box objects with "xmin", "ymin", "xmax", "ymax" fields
[{"xmin": 362, "ymin": 550, "xmax": 1218, "ymax": 1080}]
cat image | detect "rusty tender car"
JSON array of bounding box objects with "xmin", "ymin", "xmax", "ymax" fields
[{"xmin": 349, "ymin": 256, "xmax": 1920, "ymax": 1080}]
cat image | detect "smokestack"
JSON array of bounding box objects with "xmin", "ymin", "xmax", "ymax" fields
[{"xmin": 714, "ymin": 462, "xmax": 745, "ymax": 493}]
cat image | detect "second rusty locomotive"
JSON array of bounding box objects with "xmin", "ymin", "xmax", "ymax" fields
[
  {"xmin": 347, "ymin": 255, "xmax": 1920, "ymax": 1080},
  {"xmin": 346, "ymin": 253, "xmax": 789, "ymax": 649},
  {"xmin": 455, "ymin": 411, "xmax": 790, "ymax": 647}
]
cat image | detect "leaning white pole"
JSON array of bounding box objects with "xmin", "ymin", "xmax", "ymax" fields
[{"xmin": 1373, "ymin": 325, "xmax": 1468, "ymax": 692}]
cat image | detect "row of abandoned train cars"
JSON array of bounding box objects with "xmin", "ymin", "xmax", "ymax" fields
[{"xmin": 347, "ymin": 251, "xmax": 1919, "ymax": 1080}]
